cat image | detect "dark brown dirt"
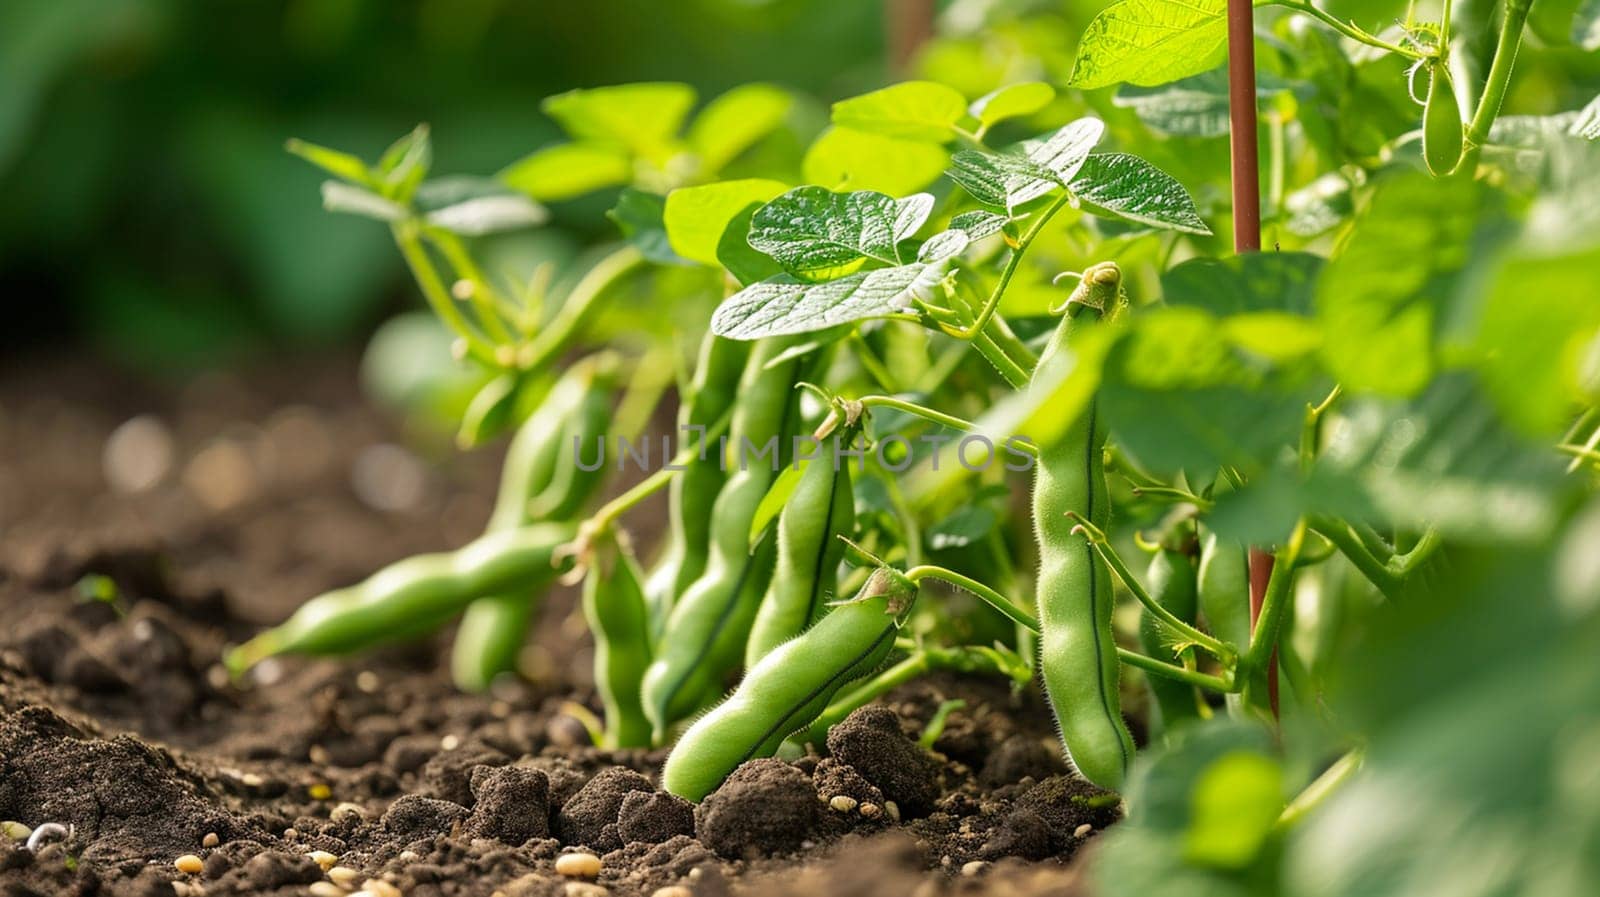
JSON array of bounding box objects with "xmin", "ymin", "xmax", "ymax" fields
[{"xmin": 0, "ymin": 355, "xmax": 1115, "ymax": 896}]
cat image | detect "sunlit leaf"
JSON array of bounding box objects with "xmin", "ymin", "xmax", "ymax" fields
[
  {"xmin": 1068, "ymin": 152, "xmax": 1211, "ymax": 234},
  {"xmin": 542, "ymin": 82, "xmax": 696, "ymax": 157},
  {"xmin": 1161, "ymin": 252, "xmax": 1323, "ymax": 316},
  {"xmin": 320, "ymin": 181, "xmax": 406, "ymax": 221},
  {"xmin": 663, "ymin": 179, "xmax": 788, "ymax": 267},
  {"xmin": 747, "ymin": 186, "xmax": 907, "ymax": 276},
  {"xmin": 499, "ymin": 142, "xmax": 633, "ymax": 202},
  {"xmin": 1068, "ymin": 0, "xmax": 1232, "ymax": 90},
  {"xmin": 710, "ymin": 261, "xmax": 948, "ymax": 339},
  {"xmin": 970, "ymin": 82, "xmax": 1056, "ymax": 129},
  {"xmin": 608, "ymin": 188, "xmax": 685, "ymax": 265},
  {"xmin": 832, "ymin": 81, "xmax": 968, "ymax": 143},
  {"xmin": 947, "ymin": 118, "xmax": 1105, "ymax": 208},
  {"xmin": 285, "ymin": 138, "xmax": 374, "ymax": 187},
  {"xmin": 689, "ymin": 83, "xmax": 793, "ymax": 174},
  {"xmin": 803, "ymin": 126, "xmax": 951, "ymax": 195}
]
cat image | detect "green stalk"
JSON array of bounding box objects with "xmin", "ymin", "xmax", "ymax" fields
[
  {"xmin": 1241, "ymin": 519, "xmax": 1307, "ymax": 685},
  {"xmin": 428, "ymin": 228, "xmax": 515, "ymax": 344},
  {"xmin": 1270, "ymin": 1, "xmax": 1426, "ymax": 59},
  {"xmin": 1460, "ymin": 0, "xmax": 1533, "ymax": 171},
  {"xmin": 519, "ymin": 246, "xmax": 644, "ymax": 373},
  {"xmin": 393, "ymin": 221, "xmax": 500, "ymax": 367}
]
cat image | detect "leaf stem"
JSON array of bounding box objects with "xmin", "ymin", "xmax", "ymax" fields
[
  {"xmin": 1460, "ymin": 0, "xmax": 1533, "ymax": 170},
  {"xmin": 1117, "ymin": 647, "xmax": 1235, "ymax": 692},
  {"xmin": 1271, "ymin": 1, "xmax": 1427, "ymax": 59},
  {"xmin": 427, "ymin": 228, "xmax": 515, "ymax": 344},
  {"xmin": 1242, "ymin": 519, "xmax": 1307, "ymax": 679},
  {"xmin": 392, "ymin": 220, "xmax": 501, "ymax": 367},
  {"xmin": 1067, "ymin": 513, "xmax": 1237, "ymax": 663},
  {"xmin": 904, "ymin": 564, "xmax": 1042, "ymax": 632},
  {"xmin": 1276, "ymin": 748, "xmax": 1364, "ymax": 831},
  {"xmin": 519, "ymin": 246, "xmax": 644, "ymax": 373},
  {"xmin": 941, "ymin": 191, "xmax": 1073, "ymax": 343}
]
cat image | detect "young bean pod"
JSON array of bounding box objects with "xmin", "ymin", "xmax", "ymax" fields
[
  {"xmin": 743, "ymin": 419, "xmax": 860, "ymax": 667},
  {"xmin": 1197, "ymin": 524, "xmax": 1251, "ymax": 652},
  {"xmin": 645, "ymin": 334, "xmax": 751, "ymax": 634},
  {"xmin": 225, "ymin": 522, "xmax": 577, "ymax": 674},
  {"xmin": 661, "ymin": 566, "xmax": 915, "ymax": 802},
  {"xmin": 1421, "ymin": 61, "xmax": 1464, "ymax": 177},
  {"xmin": 640, "ymin": 337, "xmax": 806, "ymax": 737},
  {"xmin": 1031, "ymin": 261, "xmax": 1135, "ymax": 791},
  {"xmin": 452, "ymin": 355, "xmax": 619, "ymax": 692},
  {"xmin": 1139, "ymin": 540, "xmax": 1201, "ymax": 736},
  {"xmin": 581, "ymin": 532, "xmax": 655, "ymax": 748}
]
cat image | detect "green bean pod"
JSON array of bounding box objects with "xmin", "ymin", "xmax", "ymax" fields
[
  {"xmin": 661, "ymin": 566, "xmax": 915, "ymax": 801},
  {"xmin": 743, "ymin": 425, "xmax": 859, "ymax": 667},
  {"xmin": 453, "ymin": 355, "xmax": 617, "ymax": 692},
  {"xmin": 1197, "ymin": 525, "xmax": 1251, "ymax": 652},
  {"xmin": 525, "ymin": 357, "xmax": 622, "ymax": 521},
  {"xmin": 641, "ymin": 338, "xmax": 805, "ymax": 738},
  {"xmin": 582, "ymin": 533, "xmax": 655, "ymax": 748},
  {"xmin": 225, "ymin": 523, "xmax": 576, "ymax": 673},
  {"xmin": 1031, "ymin": 262, "xmax": 1134, "ymax": 791},
  {"xmin": 645, "ymin": 334, "xmax": 751, "ymax": 634},
  {"xmin": 1421, "ymin": 62, "xmax": 1464, "ymax": 177},
  {"xmin": 1139, "ymin": 543, "xmax": 1201, "ymax": 736}
]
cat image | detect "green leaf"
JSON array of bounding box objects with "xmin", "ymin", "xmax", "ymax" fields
[
  {"xmin": 285, "ymin": 138, "xmax": 374, "ymax": 187},
  {"xmin": 916, "ymin": 229, "xmax": 970, "ymax": 263},
  {"xmin": 949, "ymin": 209, "xmax": 1008, "ymax": 240},
  {"xmin": 747, "ymin": 186, "xmax": 907, "ymax": 277},
  {"xmin": 377, "ymin": 124, "xmax": 431, "ymax": 203},
  {"xmin": 1113, "ymin": 68, "xmax": 1289, "ymax": 138},
  {"xmin": 1284, "ymin": 171, "xmax": 1357, "ymax": 237},
  {"xmin": 607, "ymin": 188, "xmax": 685, "ymax": 265},
  {"xmin": 716, "ymin": 202, "xmax": 786, "ymax": 287},
  {"xmin": 927, "ymin": 505, "xmax": 999, "ymax": 550},
  {"xmin": 1182, "ymin": 751, "xmax": 1285, "ymax": 869},
  {"xmin": 1161, "ymin": 252, "xmax": 1323, "ymax": 316},
  {"xmin": 1316, "ymin": 172, "xmax": 1483, "ymax": 397},
  {"xmin": 499, "ymin": 141, "xmax": 633, "ymax": 202},
  {"xmin": 1068, "ymin": 0, "xmax": 1230, "ymax": 90},
  {"xmin": 689, "ymin": 83, "xmax": 793, "ymax": 174},
  {"xmin": 710, "ymin": 262, "xmax": 948, "ymax": 340},
  {"xmin": 1068, "ymin": 152, "xmax": 1211, "ymax": 234},
  {"xmin": 947, "ymin": 118, "xmax": 1106, "ymax": 209},
  {"xmin": 415, "ymin": 177, "xmax": 547, "ymax": 236},
  {"xmin": 893, "ymin": 193, "xmax": 936, "ymax": 242},
  {"xmin": 1473, "ymin": 242, "xmax": 1600, "ymax": 434},
  {"xmin": 802, "ymin": 126, "xmax": 950, "ymax": 195},
  {"xmin": 542, "ymin": 82, "xmax": 696, "ymax": 158},
  {"xmin": 969, "ymin": 82, "xmax": 1056, "ymax": 129},
  {"xmin": 832, "ymin": 81, "xmax": 968, "ymax": 143},
  {"xmin": 663, "ymin": 179, "xmax": 789, "ymax": 267},
  {"xmin": 1101, "ymin": 306, "xmax": 1319, "ymax": 479},
  {"xmin": 320, "ymin": 181, "xmax": 406, "ymax": 221},
  {"xmin": 749, "ymin": 462, "xmax": 805, "ymax": 548}
]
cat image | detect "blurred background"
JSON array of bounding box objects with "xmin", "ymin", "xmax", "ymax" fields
[{"xmin": 0, "ymin": 0, "xmax": 930, "ymax": 369}]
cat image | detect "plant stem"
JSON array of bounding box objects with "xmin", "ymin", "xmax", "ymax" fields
[
  {"xmin": 1229, "ymin": 0, "xmax": 1263, "ymax": 252},
  {"xmin": 1271, "ymin": 1, "xmax": 1427, "ymax": 59},
  {"xmin": 924, "ymin": 302, "xmax": 1031, "ymax": 387},
  {"xmin": 1118, "ymin": 648, "xmax": 1235, "ymax": 692},
  {"xmin": 1243, "ymin": 519, "xmax": 1307, "ymax": 677},
  {"xmin": 519, "ymin": 246, "xmax": 643, "ymax": 373},
  {"xmin": 1460, "ymin": 0, "xmax": 1533, "ymax": 170},
  {"xmin": 940, "ymin": 192, "xmax": 1073, "ymax": 343},
  {"xmin": 428, "ymin": 228, "xmax": 515, "ymax": 344},
  {"xmin": 1068, "ymin": 513, "xmax": 1237, "ymax": 663},
  {"xmin": 393, "ymin": 221, "xmax": 500, "ymax": 367},
  {"xmin": 905, "ymin": 564, "xmax": 1042, "ymax": 633},
  {"xmin": 1276, "ymin": 748, "xmax": 1364, "ymax": 830},
  {"xmin": 1309, "ymin": 517, "xmax": 1404, "ymax": 599}
]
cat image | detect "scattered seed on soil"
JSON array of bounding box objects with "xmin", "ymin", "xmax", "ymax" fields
[
  {"xmin": 564, "ymin": 883, "xmax": 608, "ymax": 897},
  {"xmin": 860, "ymin": 803, "xmax": 881, "ymax": 818},
  {"xmin": 328, "ymin": 866, "xmax": 361, "ymax": 886},
  {"xmin": 307, "ymin": 849, "xmax": 338, "ymax": 870},
  {"xmin": 175, "ymin": 854, "xmax": 204, "ymax": 874},
  {"xmin": 1075, "ymin": 823, "xmax": 1093, "ymax": 837},
  {"xmin": 201, "ymin": 832, "xmax": 219, "ymax": 848},
  {"xmin": 961, "ymin": 860, "xmax": 988, "ymax": 876},
  {"xmin": 650, "ymin": 887, "xmax": 692, "ymax": 897},
  {"xmin": 555, "ymin": 852, "xmax": 602, "ymax": 879},
  {"xmin": 885, "ymin": 800, "xmax": 901, "ymax": 822},
  {"xmin": 355, "ymin": 671, "xmax": 381, "ymax": 693},
  {"xmin": 362, "ymin": 880, "xmax": 402, "ymax": 897},
  {"xmin": 309, "ymin": 783, "xmax": 332, "ymax": 800},
  {"xmin": 2, "ymin": 821, "xmax": 30, "ymax": 841},
  {"xmin": 332, "ymin": 802, "xmax": 368, "ymax": 823},
  {"xmin": 309, "ymin": 883, "xmax": 345, "ymax": 897},
  {"xmin": 829, "ymin": 795, "xmax": 858, "ymax": 812}
]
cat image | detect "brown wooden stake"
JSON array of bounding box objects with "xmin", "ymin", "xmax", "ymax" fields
[
  {"xmin": 886, "ymin": 0, "xmax": 936, "ymax": 75},
  {"xmin": 1229, "ymin": 0, "xmax": 1277, "ymax": 716}
]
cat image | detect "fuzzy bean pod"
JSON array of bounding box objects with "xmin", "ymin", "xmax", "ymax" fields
[
  {"xmin": 640, "ymin": 338, "xmax": 805, "ymax": 737},
  {"xmin": 645, "ymin": 334, "xmax": 750, "ymax": 635},
  {"xmin": 1031, "ymin": 262, "xmax": 1134, "ymax": 791},
  {"xmin": 1422, "ymin": 62, "xmax": 1464, "ymax": 177},
  {"xmin": 452, "ymin": 355, "xmax": 618, "ymax": 692},
  {"xmin": 225, "ymin": 522, "xmax": 577, "ymax": 673},
  {"xmin": 661, "ymin": 566, "xmax": 915, "ymax": 801},
  {"xmin": 1139, "ymin": 543, "xmax": 1201, "ymax": 736},
  {"xmin": 1197, "ymin": 525, "xmax": 1251, "ymax": 652},
  {"xmin": 743, "ymin": 424, "xmax": 859, "ymax": 667},
  {"xmin": 582, "ymin": 532, "xmax": 655, "ymax": 748}
]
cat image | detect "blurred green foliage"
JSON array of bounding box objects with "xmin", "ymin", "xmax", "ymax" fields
[{"xmin": 0, "ymin": 0, "xmax": 891, "ymax": 368}]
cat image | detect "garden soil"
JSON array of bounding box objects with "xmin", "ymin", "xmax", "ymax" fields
[{"xmin": 0, "ymin": 356, "xmax": 1118, "ymax": 897}]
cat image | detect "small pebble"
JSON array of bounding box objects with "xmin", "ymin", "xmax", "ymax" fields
[
  {"xmin": 1074, "ymin": 823, "xmax": 1093, "ymax": 838},
  {"xmin": 1, "ymin": 821, "xmax": 30, "ymax": 841},
  {"xmin": 555, "ymin": 852, "xmax": 602, "ymax": 880},
  {"xmin": 651, "ymin": 888, "xmax": 693, "ymax": 897},
  {"xmin": 859, "ymin": 803, "xmax": 881, "ymax": 818},
  {"xmin": 564, "ymin": 884, "xmax": 608, "ymax": 897},
  {"xmin": 201, "ymin": 832, "xmax": 219, "ymax": 849},
  {"xmin": 309, "ymin": 745, "xmax": 332, "ymax": 765},
  {"xmin": 309, "ymin": 783, "xmax": 333, "ymax": 800},
  {"xmin": 961, "ymin": 860, "xmax": 988, "ymax": 877},
  {"xmin": 328, "ymin": 867, "xmax": 361, "ymax": 886},
  {"xmin": 332, "ymin": 803, "xmax": 368, "ymax": 824},
  {"xmin": 884, "ymin": 800, "xmax": 901, "ymax": 822},
  {"xmin": 440, "ymin": 734, "xmax": 461, "ymax": 751},
  {"xmin": 175, "ymin": 854, "xmax": 204, "ymax": 874},
  {"xmin": 688, "ymin": 867, "xmax": 703, "ymax": 881},
  {"xmin": 356, "ymin": 671, "xmax": 381, "ymax": 693},
  {"xmin": 398, "ymin": 850, "xmax": 420, "ymax": 863},
  {"xmin": 828, "ymin": 795, "xmax": 858, "ymax": 813},
  {"xmin": 309, "ymin": 884, "xmax": 345, "ymax": 897},
  {"xmin": 307, "ymin": 850, "xmax": 338, "ymax": 871},
  {"xmin": 284, "ymin": 828, "xmax": 299, "ymax": 839},
  {"xmin": 363, "ymin": 881, "xmax": 402, "ymax": 897}
]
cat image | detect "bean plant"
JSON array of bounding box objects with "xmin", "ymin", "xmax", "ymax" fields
[{"xmin": 227, "ymin": 1, "xmax": 1600, "ymax": 893}]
